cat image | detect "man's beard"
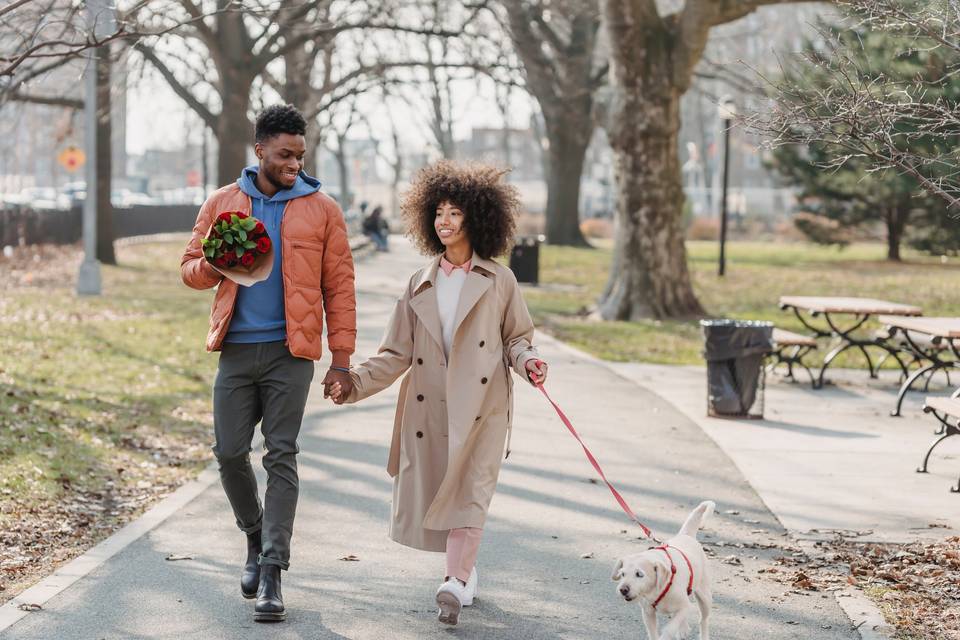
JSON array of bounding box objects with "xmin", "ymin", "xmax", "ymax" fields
[{"xmin": 264, "ymin": 167, "xmax": 294, "ymax": 191}]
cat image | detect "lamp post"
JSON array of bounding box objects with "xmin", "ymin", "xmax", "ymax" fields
[
  {"xmin": 717, "ymin": 96, "xmax": 736, "ymax": 277},
  {"xmin": 76, "ymin": 0, "xmax": 114, "ymax": 295}
]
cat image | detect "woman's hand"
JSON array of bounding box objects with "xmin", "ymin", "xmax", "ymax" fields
[
  {"xmin": 525, "ymin": 359, "xmax": 548, "ymax": 386},
  {"xmin": 328, "ymin": 381, "xmax": 344, "ymax": 404}
]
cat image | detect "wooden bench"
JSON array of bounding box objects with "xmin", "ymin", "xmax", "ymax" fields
[
  {"xmin": 920, "ymin": 396, "xmax": 960, "ymax": 493},
  {"xmin": 767, "ymin": 328, "xmax": 818, "ymax": 386}
]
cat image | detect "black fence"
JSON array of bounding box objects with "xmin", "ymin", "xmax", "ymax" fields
[{"xmin": 0, "ymin": 204, "xmax": 200, "ymax": 246}]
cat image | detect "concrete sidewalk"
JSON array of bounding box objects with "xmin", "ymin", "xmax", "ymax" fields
[
  {"xmin": 2, "ymin": 237, "xmax": 860, "ymax": 639},
  {"xmin": 610, "ymin": 363, "xmax": 960, "ymax": 543}
]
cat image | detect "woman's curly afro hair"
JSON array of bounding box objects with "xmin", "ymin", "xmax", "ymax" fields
[{"xmin": 401, "ymin": 160, "xmax": 520, "ymax": 260}]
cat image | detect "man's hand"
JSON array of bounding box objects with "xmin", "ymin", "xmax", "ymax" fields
[{"xmin": 322, "ymin": 368, "xmax": 354, "ymax": 405}]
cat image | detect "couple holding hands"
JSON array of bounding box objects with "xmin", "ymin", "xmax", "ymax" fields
[{"xmin": 181, "ymin": 104, "xmax": 547, "ymax": 626}]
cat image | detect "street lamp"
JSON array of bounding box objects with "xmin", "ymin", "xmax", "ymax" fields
[
  {"xmin": 717, "ymin": 96, "xmax": 736, "ymax": 277},
  {"xmin": 76, "ymin": 0, "xmax": 114, "ymax": 295}
]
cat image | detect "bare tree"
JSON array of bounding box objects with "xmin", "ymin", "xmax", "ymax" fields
[
  {"xmin": 501, "ymin": 0, "xmax": 605, "ymax": 246},
  {"xmin": 598, "ymin": 0, "xmax": 825, "ymax": 321},
  {"xmin": 746, "ymin": 0, "xmax": 960, "ymax": 211},
  {"xmin": 388, "ymin": 0, "xmax": 515, "ymax": 160},
  {"xmin": 0, "ymin": 0, "xmax": 130, "ymax": 82},
  {"xmin": 129, "ymin": 1, "xmax": 465, "ymax": 185}
]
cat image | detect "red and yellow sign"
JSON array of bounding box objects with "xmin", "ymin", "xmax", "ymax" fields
[{"xmin": 57, "ymin": 146, "xmax": 86, "ymax": 173}]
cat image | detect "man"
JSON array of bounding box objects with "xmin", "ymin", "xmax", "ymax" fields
[
  {"xmin": 180, "ymin": 104, "xmax": 355, "ymax": 622},
  {"xmin": 362, "ymin": 205, "xmax": 390, "ymax": 252}
]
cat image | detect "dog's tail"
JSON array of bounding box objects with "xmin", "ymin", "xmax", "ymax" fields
[{"xmin": 678, "ymin": 500, "xmax": 715, "ymax": 538}]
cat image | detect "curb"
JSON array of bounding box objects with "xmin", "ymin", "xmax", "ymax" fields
[
  {"xmin": 0, "ymin": 464, "xmax": 221, "ymax": 633},
  {"xmin": 834, "ymin": 588, "xmax": 896, "ymax": 640},
  {"xmin": 535, "ymin": 331, "xmax": 895, "ymax": 640}
]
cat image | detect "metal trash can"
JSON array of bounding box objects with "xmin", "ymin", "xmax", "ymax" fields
[
  {"xmin": 701, "ymin": 319, "xmax": 775, "ymax": 419},
  {"xmin": 509, "ymin": 235, "xmax": 544, "ymax": 285}
]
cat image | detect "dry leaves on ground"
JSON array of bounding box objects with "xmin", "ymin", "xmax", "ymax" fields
[{"xmin": 767, "ymin": 536, "xmax": 960, "ymax": 640}]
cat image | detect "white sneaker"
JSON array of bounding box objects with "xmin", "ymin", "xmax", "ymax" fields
[
  {"xmin": 436, "ymin": 579, "xmax": 465, "ymax": 625},
  {"xmin": 462, "ymin": 567, "xmax": 478, "ymax": 606}
]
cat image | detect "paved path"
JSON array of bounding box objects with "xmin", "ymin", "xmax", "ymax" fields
[
  {"xmin": 2, "ymin": 237, "xmax": 859, "ymax": 639},
  {"xmin": 610, "ymin": 363, "xmax": 960, "ymax": 543}
]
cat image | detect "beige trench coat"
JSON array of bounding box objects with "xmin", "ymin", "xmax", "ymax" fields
[{"xmin": 346, "ymin": 253, "xmax": 539, "ymax": 552}]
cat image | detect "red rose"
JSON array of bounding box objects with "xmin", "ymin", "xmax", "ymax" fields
[
  {"xmin": 217, "ymin": 212, "xmax": 233, "ymax": 223},
  {"xmin": 253, "ymin": 221, "xmax": 265, "ymax": 235},
  {"xmin": 256, "ymin": 237, "xmax": 271, "ymax": 253},
  {"xmin": 214, "ymin": 256, "xmax": 229, "ymax": 268},
  {"xmin": 235, "ymin": 211, "xmax": 249, "ymax": 219},
  {"xmin": 225, "ymin": 253, "xmax": 239, "ymax": 267},
  {"xmin": 240, "ymin": 252, "xmax": 255, "ymax": 267}
]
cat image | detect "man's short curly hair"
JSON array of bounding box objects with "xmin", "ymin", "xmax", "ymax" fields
[
  {"xmin": 255, "ymin": 104, "xmax": 307, "ymax": 142},
  {"xmin": 401, "ymin": 160, "xmax": 520, "ymax": 260}
]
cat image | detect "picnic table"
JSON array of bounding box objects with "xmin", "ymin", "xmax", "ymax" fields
[
  {"xmin": 778, "ymin": 296, "xmax": 922, "ymax": 388},
  {"xmin": 879, "ymin": 316, "xmax": 960, "ymax": 416}
]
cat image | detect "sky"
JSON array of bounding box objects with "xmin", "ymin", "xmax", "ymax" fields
[{"xmin": 124, "ymin": 60, "xmax": 533, "ymax": 159}]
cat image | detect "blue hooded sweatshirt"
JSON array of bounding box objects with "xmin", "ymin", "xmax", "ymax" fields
[{"xmin": 224, "ymin": 165, "xmax": 322, "ymax": 344}]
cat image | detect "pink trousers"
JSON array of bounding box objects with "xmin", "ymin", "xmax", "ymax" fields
[{"xmin": 445, "ymin": 527, "xmax": 482, "ymax": 583}]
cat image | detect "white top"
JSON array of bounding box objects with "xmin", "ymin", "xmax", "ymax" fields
[{"xmin": 436, "ymin": 268, "xmax": 468, "ymax": 359}]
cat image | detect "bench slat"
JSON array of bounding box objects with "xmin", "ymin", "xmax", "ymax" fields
[
  {"xmin": 924, "ymin": 396, "xmax": 960, "ymax": 417},
  {"xmin": 773, "ymin": 328, "xmax": 818, "ymax": 348}
]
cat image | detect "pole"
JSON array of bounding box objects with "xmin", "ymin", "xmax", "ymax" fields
[
  {"xmin": 718, "ymin": 117, "xmax": 731, "ymax": 277},
  {"xmin": 76, "ymin": 0, "xmax": 112, "ymax": 295}
]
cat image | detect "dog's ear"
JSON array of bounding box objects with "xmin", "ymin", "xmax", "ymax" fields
[{"xmin": 611, "ymin": 559, "xmax": 623, "ymax": 581}]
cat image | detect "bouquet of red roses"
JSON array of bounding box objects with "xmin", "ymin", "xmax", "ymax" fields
[{"xmin": 201, "ymin": 211, "xmax": 274, "ymax": 286}]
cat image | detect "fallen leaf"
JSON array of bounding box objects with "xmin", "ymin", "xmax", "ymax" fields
[
  {"xmin": 164, "ymin": 554, "xmax": 194, "ymax": 561},
  {"xmin": 339, "ymin": 555, "xmax": 360, "ymax": 562}
]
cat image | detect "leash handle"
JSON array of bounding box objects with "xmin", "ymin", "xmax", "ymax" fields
[{"xmin": 535, "ymin": 383, "xmax": 657, "ymax": 541}]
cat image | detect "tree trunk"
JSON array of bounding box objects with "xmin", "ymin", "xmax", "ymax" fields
[
  {"xmin": 544, "ymin": 125, "xmax": 590, "ymax": 246},
  {"xmin": 304, "ymin": 128, "xmax": 323, "ymax": 178},
  {"xmin": 598, "ymin": 53, "xmax": 704, "ymax": 318},
  {"xmin": 885, "ymin": 207, "xmax": 906, "ymax": 262},
  {"xmin": 598, "ymin": 8, "xmax": 704, "ymax": 320},
  {"xmin": 95, "ymin": 44, "xmax": 115, "ymax": 265},
  {"xmin": 216, "ymin": 72, "xmax": 253, "ymax": 185},
  {"xmin": 334, "ymin": 135, "xmax": 351, "ymax": 208}
]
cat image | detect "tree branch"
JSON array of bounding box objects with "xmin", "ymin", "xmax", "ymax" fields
[
  {"xmin": 7, "ymin": 91, "xmax": 83, "ymax": 108},
  {"xmin": 133, "ymin": 40, "xmax": 217, "ymax": 129}
]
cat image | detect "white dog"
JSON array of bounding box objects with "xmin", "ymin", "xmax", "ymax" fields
[{"xmin": 612, "ymin": 501, "xmax": 715, "ymax": 640}]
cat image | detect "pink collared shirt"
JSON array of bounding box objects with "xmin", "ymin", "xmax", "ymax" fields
[{"xmin": 440, "ymin": 254, "xmax": 472, "ymax": 276}]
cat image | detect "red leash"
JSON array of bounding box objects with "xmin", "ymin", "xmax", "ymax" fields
[{"xmin": 535, "ymin": 383, "xmax": 660, "ymax": 542}]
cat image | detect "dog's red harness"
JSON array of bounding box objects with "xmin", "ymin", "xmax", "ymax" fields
[{"xmin": 651, "ymin": 545, "xmax": 694, "ymax": 609}]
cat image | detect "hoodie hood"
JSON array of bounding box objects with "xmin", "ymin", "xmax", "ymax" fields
[{"xmin": 237, "ymin": 165, "xmax": 321, "ymax": 202}]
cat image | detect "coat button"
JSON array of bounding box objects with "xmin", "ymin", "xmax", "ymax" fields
[
  {"xmin": 417, "ymin": 394, "xmax": 424, "ymax": 401},
  {"xmin": 417, "ymin": 358, "xmax": 423, "ymax": 365},
  {"xmin": 479, "ymin": 340, "xmax": 485, "ymax": 347},
  {"xmin": 416, "ymin": 431, "xmax": 423, "ymax": 438},
  {"xmin": 481, "ymin": 377, "xmax": 488, "ymax": 384}
]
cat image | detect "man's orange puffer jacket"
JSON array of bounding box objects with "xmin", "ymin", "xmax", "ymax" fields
[{"xmin": 180, "ymin": 183, "xmax": 356, "ymax": 367}]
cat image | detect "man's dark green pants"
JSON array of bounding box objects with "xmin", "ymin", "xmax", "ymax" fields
[{"xmin": 213, "ymin": 340, "xmax": 314, "ymax": 570}]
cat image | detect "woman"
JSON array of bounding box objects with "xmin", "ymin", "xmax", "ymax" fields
[{"xmin": 329, "ymin": 160, "xmax": 547, "ymax": 626}]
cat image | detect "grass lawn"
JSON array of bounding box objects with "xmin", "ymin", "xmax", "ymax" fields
[
  {"xmin": 0, "ymin": 240, "xmax": 217, "ymax": 601},
  {"xmin": 524, "ymin": 241, "xmax": 960, "ymax": 365}
]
